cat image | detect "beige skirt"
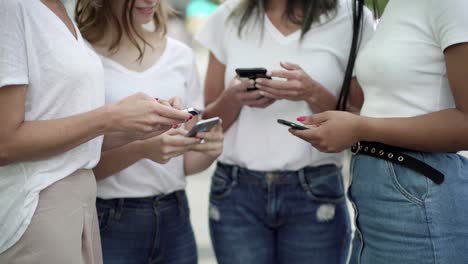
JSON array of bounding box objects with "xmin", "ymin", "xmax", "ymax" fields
[{"xmin": 0, "ymin": 169, "xmax": 103, "ymax": 264}]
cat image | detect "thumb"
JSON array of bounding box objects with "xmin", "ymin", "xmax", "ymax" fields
[
  {"xmin": 166, "ymin": 128, "xmax": 188, "ymax": 136},
  {"xmin": 280, "ymin": 61, "xmax": 301, "ymax": 71},
  {"xmin": 296, "ymin": 112, "xmax": 329, "ymax": 125}
]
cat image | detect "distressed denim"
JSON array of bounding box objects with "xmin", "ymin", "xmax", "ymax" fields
[
  {"xmin": 96, "ymin": 191, "xmax": 197, "ymax": 264},
  {"xmin": 209, "ymin": 162, "xmax": 351, "ymax": 264},
  {"xmin": 349, "ymin": 151, "xmax": 468, "ymax": 264}
]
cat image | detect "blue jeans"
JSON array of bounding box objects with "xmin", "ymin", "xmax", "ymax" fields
[
  {"xmin": 349, "ymin": 151, "xmax": 468, "ymax": 264},
  {"xmin": 96, "ymin": 191, "xmax": 197, "ymax": 264},
  {"xmin": 209, "ymin": 162, "xmax": 351, "ymax": 264}
]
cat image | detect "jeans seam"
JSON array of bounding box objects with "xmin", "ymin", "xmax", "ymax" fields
[{"xmin": 385, "ymin": 160, "xmax": 424, "ymax": 206}]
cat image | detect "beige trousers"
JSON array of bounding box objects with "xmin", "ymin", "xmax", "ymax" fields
[{"xmin": 0, "ymin": 169, "xmax": 103, "ymax": 264}]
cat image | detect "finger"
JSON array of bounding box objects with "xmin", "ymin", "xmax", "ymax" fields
[
  {"xmin": 288, "ymin": 127, "xmax": 320, "ymax": 142},
  {"xmin": 255, "ymin": 79, "xmax": 298, "ymax": 90},
  {"xmin": 258, "ymin": 90, "xmax": 281, "ymax": 100},
  {"xmin": 280, "ymin": 61, "xmax": 302, "ymax": 71},
  {"xmin": 169, "ymin": 97, "xmax": 183, "ymax": 110},
  {"xmin": 165, "ymin": 128, "xmax": 189, "ymax": 136},
  {"xmin": 237, "ymin": 90, "xmax": 264, "ymax": 101},
  {"xmin": 166, "ymin": 135, "xmax": 202, "ymax": 147},
  {"xmin": 297, "ymin": 112, "xmax": 329, "ymax": 125},
  {"xmin": 152, "ymin": 103, "xmax": 191, "ymax": 122},
  {"xmin": 267, "ymin": 70, "xmax": 300, "ymax": 80},
  {"xmin": 256, "ymin": 86, "xmax": 299, "ymax": 98},
  {"xmin": 155, "ymin": 98, "xmax": 172, "ymax": 107}
]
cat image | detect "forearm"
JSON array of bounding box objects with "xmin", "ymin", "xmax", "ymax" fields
[
  {"xmin": 305, "ymin": 87, "xmax": 337, "ymax": 113},
  {"xmin": 203, "ymin": 90, "xmax": 242, "ymax": 131},
  {"xmin": 184, "ymin": 151, "xmax": 217, "ymax": 176},
  {"xmin": 93, "ymin": 141, "xmax": 144, "ymax": 180},
  {"xmin": 0, "ymin": 106, "xmax": 111, "ymax": 166},
  {"xmin": 360, "ymin": 109, "xmax": 468, "ymax": 152}
]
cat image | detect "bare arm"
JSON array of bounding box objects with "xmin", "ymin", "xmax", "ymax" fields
[
  {"xmin": 0, "ymin": 88, "xmax": 190, "ymax": 166},
  {"xmin": 202, "ymin": 53, "xmax": 241, "ymax": 131},
  {"xmin": 291, "ymin": 43, "xmax": 468, "ymax": 153}
]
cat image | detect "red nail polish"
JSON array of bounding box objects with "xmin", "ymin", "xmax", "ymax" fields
[
  {"xmin": 186, "ymin": 115, "xmax": 193, "ymax": 122},
  {"xmin": 172, "ymin": 124, "xmax": 179, "ymax": 129},
  {"xmin": 297, "ymin": 116, "xmax": 307, "ymax": 122},
  {"xmin": 155, "ymin": 98, "xmax": 160, "ymax": 101}
]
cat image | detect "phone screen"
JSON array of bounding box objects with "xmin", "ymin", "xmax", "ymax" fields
[{"xmin": 185, "ymin": 117, "xmax": 220, "ymax": 137}]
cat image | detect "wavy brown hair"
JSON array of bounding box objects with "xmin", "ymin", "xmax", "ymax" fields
[{"xmin": 75, "ymin": 0, "xmax": 173, "ymax": 61}]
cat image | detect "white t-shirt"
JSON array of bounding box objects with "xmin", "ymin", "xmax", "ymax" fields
[
  {"xmin": 195, "ymin": 0, "xmax": 374, "ymax": 171},
  {"xmin": 356, "ymin": 0, "xmax": 468, "ymax": 118},
  {"xmin": 0, "ymin": 0, "xmax": 104, "ymax": 253},
  {"xmin": 97, "ymin": 38, "xmax": 203, "ymax": 199}
]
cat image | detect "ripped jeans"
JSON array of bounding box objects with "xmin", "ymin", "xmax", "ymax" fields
[{"xmin": 209, "ymin": 162, "xmax": 351, "ymax": 264}]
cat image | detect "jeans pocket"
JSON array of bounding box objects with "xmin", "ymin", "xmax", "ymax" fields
[
  {"xmin": 210, "ymin": 168, "xmax": 235, "ymax": 200},
  {"xmin": 385, "ymin": 152, "xmax": 429, "ymax": 206},
  {"xmin": 300, "ymin": 165, "xmax": 345, "ymax": 204}
]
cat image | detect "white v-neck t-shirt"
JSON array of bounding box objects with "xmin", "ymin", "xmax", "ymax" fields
[
  {"xmin": 96, "ymin": 37, "xmax": 203, "ymax": 199},
  {"xmin": 0, "ymin": 0, "xmax": 104, "ymax": 253},
  {"xmin": 195, "ymin": 0, "xmax": 374, "ymax": 171},
  {"xmin": 356, "ymin": 0, "xmax": 468, "ymax": 118}
]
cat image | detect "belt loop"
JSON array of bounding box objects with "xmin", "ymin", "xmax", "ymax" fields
[
  {"xmin": 114, "ymin": 198, "xmax": 124, "ymax": 220},
  {"xmin": 298, "ymin": 168, "xmax": 308, "ymax": 189},
  {"xmin": 232, "ymin": 165, "xmax": 239, "ymax": 186}
]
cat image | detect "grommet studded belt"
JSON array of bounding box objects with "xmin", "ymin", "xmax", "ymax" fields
[{"xmin": 351, "ymin": 141, "xmax": 444, "ymax": 185}]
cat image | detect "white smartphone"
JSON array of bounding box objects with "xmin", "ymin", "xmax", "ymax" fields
[
  {"xmin": 185, "ymin": 117, "xmax": 220, "ymax": 137},
  {"xmin": 182, "ymin": 107, "xmax": 202, "ymax": 116}
]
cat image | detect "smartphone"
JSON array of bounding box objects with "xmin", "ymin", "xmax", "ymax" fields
[
  {"xmin": 235, "ymin": 67, "xmax": 272, "ymax": 91},
  {"xmin": 185, "ymin": 117, "xmax": 220, "ymax": 137},
  {"xmin": 182, "ymin": 107, "xmax": 202, "ymax": 116},
  {"xmin": 277, "ymin": 119, "xmax": 309, "ymax": 130}
]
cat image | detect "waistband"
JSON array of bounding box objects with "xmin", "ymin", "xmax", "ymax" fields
[
  {"xmin": 96, "ymin": 190, "xmax": 187, "ymax": 210},
  {"xmin": 216, "ymin": 162, "xmax": 341, "ymax": 186}
]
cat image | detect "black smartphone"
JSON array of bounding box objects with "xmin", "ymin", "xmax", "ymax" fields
[
  {"xmin": 182, "ymin": 107, "xmax": 202, "ymax": 116},
  {"xmin": 277, "ymin": 119, "xmax": 309, "ymax": 130},
  {"xmin": 235, "ymin": 67, "xmax": 272, "ymax": 91},
  {"xmin": 185, "ymin": 117, "xmax": 220, "ymax": 137}
]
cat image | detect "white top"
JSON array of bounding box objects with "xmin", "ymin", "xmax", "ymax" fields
[
  {"xmin": 0, "ymin": 0, "xmax": 104, "ymax": 253},
  {"xmin": 195, "ymin": 0, "xmax": 374, "ymax": 171},
  {"xmin": 97, "ymin": 38, "xmax": 203, "ymax": 199},
  {"xmin": 356, "ymin": 0, "xmax": 468, "ymax": 118}
]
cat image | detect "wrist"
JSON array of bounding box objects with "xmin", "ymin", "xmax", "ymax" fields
[
  {"xmin": 224, "ymin": 87, "xmax": 242, "ymax": 109},
  {"xmin": 97, "ymin": 104, "xmax": 119, "ymax": 134},
  {"xmin": 131, "ymin": 139, "xmax": 148, "ymax": 160},
  {"xmin": 356, "ymin": 115, "xmax": 372, "ymax": 142}
]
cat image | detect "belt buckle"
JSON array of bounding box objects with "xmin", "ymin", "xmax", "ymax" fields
[{"xmin": 351, "ymin": 142, "xmax": 361, "ymax": 155}]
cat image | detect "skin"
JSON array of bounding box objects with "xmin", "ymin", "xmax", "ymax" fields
[
  {"xmin": 290, "ymin": 43, "xmax": 468, "ymax": 153},
  {"xmin": 91, "ymin": 0, "xmax": 224, "ymax": 180},
  {"xmin": 202, "ymin": 0, "xmax": 363, "ymax": 131},
  {"xmin": 0, "ymin": 0, "xmax": 190, "ymax": 167}
]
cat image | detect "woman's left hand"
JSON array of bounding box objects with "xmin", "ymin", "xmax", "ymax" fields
[
  {"xmin": 289, "ymin": 111, "xmax": 365, "ymax": 153},
  {"xmin": 189, "ymin": 121, "xmax": 224, "ymax": 158},
  {"xmin": 255, "ymin": 62, "xmax": 326, "ymax": 102}
]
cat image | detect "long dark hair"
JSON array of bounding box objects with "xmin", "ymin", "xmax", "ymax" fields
[
  {"xmin": 336, "ymin": 0, "xmax": 380, "ymax": 111},
  {"xmin": 231, "ymin": 0, "xmax": 338, "ymax": 39}
]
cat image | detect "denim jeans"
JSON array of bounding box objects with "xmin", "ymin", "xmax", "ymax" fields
[
  {"xmin": 349, "ymin": 151, "xmax": 468, "ymax": 264},
  {"xmin": 209, "ymin": 162, "xmax": 351, "ymax": 264},
  {"xmin": 96, "ymin": 191, "xmax": 197, "ymax": 264}
]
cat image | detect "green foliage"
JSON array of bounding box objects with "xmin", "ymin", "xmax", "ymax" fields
[{"xmin": 365, "ymin": 0, "xmax": 388, "ymax": 15}]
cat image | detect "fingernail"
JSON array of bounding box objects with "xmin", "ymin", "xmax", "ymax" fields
[
  {"xmin": 186, "ymin": 115, "xmax": 193, "ymax": 122},
  {"xmin": 172, "ymin": 124, "xmax": 179, "ymax": 129},
  {"xmin": 155, "ymin": 98, "xmax": 159, "ymax": 101},
  {"xmin": 297, "ymin": 116, "xmax": 307, "ymax": 122},
  {"xmin": 256, "ymin": 79, "xmax": 262, "ymax": 84}
]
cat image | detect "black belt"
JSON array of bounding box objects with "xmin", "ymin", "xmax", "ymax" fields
[{"xmin": 351, "ymin": 141, "xmax": 444, "ymax": 185}]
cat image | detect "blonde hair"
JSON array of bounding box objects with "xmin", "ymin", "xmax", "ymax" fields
[{"xmin": 75, "ymin": 0, "xmax": 173, "ymax": 61}]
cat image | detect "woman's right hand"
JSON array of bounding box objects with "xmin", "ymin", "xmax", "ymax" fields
[
  {"xmin": 141, "ymin": 129, "xmax": 201, "ymax": 164},
  {"xmin": 107, "ymin": 93, "xmax": 191, "ymax": 135},
  {"xmin": 227, "ymin": 77, "xmax": 276, "ymax": 108}
]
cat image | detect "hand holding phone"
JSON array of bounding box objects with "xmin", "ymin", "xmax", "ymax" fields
[
  {"xmin": 277, "ymin": 119, "xmax": 309, "ymax": 130},
  {"xmin": 185, "ymin": 117, "xmax": 221, "ymax": 137},
  {"xmin": 235, "ymin": 68, "xmax": 272, "ymax": 91}
]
